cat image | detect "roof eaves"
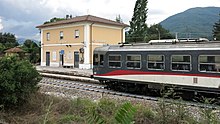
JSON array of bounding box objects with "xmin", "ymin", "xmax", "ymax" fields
[{"xmin": 36, "ymin": 15, "xmax": 129, "ymax": 29}]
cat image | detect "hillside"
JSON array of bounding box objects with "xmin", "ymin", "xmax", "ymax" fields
[
  {"xmin": 160, "ymin": 7, "xmax": 220, "ymax": 40},
  {"xmin": 17, "ymin": 38, "xmax": 40, "ymax": 46}
]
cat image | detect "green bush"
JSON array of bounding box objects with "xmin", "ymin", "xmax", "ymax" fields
[
  {"xmin": 115, "ymin": 102, "xmax": 137, "ymax": 124},
  {"xmin": 135, "ymin": 104, "xmax": 155, "ymax": 124},
  {"xmin": 0, "ymin": 56, "xmax": 41, "ymax": 108},
  {"xmin": 96, "ymin": 98, "xmax": 118, "ymax": 121}
]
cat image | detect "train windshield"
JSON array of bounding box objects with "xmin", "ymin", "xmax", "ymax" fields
[{"xmin": 93, "ymin": 54, "xmax": 98, "ymax": 66}]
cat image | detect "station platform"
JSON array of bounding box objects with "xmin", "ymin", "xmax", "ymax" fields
[{"xmin": 36, "ymin": 66, "xmax": 93, "ymax": 78}]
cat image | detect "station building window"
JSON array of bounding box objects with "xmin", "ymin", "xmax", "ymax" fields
[
  {"xmin": 60, "ymin": 31, "xmax": 64, "ymax": 40},
  {"xmin": 171, "ymin": 55, "xmax": 191, "ymax": 71},
  {"xmin": 108, "ymin": 54, "xmax": 121, "ymax": 68},
  {"xmin": 147, "ymin": 55, "xmax": 165, "ymax": 70},
  {"xmin": 46, "ymin": 32, "xmax": 50, "ymax": 41},
  {"xmin": 126, "ymin": 55, "xmax": 141, "ymax": 69},
  {"xmin": 75, "ymin": 30, "xmax": 79, "ymax": 38},
  {"xmin": 199, "ymin": 55, "xmax": 220, "ymax": 73}
]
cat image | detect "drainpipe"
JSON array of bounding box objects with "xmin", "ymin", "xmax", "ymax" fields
[
  {"xmin": 90, "ymin": 22, "xmax": 95, "ymax": 69},
  {"xmin": 122, "ymin": 27, "xmax": 126, "ymax": 43}
]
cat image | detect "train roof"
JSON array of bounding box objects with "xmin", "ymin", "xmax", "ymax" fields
[{"xmin": 94, "ymin": 41, "xmax": 220, "ymax": 52}]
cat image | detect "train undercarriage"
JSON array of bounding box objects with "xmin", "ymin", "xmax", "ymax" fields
[{"xmin": 99, "ymin": 79, "xmax": 220, "ymax": 104}]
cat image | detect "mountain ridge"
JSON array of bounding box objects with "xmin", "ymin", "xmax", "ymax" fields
[{"xmin": 160, "ymin": 7, "xmax": 220, "ymax": 40}]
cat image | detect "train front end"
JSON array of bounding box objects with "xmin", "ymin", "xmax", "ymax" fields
[{"xmin": 92, "ymin": 46, "xmax": 109, "ymax": 82}]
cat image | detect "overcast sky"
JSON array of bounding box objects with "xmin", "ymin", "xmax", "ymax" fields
[{"xmin": 0, "ymin": 0, "xmax": 219, "ymax": 40}]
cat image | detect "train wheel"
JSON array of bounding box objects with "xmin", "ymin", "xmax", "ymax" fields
[{"xmin": 99, "ymin": 80, "xmax": 105, "ymax": 84}]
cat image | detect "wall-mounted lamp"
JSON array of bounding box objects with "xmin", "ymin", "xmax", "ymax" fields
[{"xmin": 79, "ymin": 48, "xmax": 84, "ymax": 53}]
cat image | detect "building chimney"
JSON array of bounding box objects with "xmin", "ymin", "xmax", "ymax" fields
[{"xmin": 66, "ymin": 15, "xmax": 69, "ymax": 19}]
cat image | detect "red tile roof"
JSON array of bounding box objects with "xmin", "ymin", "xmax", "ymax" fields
[
  {"xmin": 36, "ymin": 15, "xmax": 129, "ymax": 28},
  {"xmin": 4, "ymin": 47, "xmax": 25, "ymax": 53}
]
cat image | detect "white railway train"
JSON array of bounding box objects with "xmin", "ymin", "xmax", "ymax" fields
[{"xmin": 92, "ymin": 40, "xmax": 220, "ymax": 94}]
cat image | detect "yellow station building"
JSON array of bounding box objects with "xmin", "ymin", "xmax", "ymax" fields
[{"xmin": 36, "ymin": 15, "xmax": 128, "ymax": 69}]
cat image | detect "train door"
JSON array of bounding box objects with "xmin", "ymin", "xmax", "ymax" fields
[
  {"xmin": 74, "ymin": 51, "xmax": 79, "ymax": 68},
  {"xmin": 93, "ymin": 53, "xmax": 105, "ymax": 75},
  {"xmin": 46, "ymin": 52, "xmax": 50, "ymax": 66}
]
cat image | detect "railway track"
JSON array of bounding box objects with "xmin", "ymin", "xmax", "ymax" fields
[
  {"xmin": 40, "ymin": 77, "xmax": 105, "ymax": 92},
  {"xmin": 39, "ymin": 77, "xmax": 219, "ymax": 109}
]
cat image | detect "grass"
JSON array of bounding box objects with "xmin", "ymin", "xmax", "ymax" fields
[{"xmin": 0, "ymin": 91, "xmax": 220, "ymax": 124}]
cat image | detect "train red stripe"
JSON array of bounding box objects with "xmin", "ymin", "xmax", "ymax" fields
[{"xmin": 95, "ymin": 70, "xmax": 220, "ymax": 78}]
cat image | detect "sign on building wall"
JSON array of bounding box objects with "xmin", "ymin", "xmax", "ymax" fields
[
  {"xmin": 52, "ymin": 51, "xmax": 56, "ymax": 61},
  {"xmin": 60, "ymin": 50, "xmax": 64, "ymax": 55},
  {"xmin": 68, "ymin": 51, "xmax": 72, "ymax": 59}
]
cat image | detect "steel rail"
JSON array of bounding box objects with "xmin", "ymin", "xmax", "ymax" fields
[{"xmin": 39, "ymin": 77, "xmax": 220, "ymax": 109}]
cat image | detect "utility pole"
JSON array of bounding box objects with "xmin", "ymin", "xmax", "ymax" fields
[
  {"xmin": 175, "ymin": 32, "xmax": 178, "ymax": 40},
  {"xmin": 156, "ymin": 28, "xmax": 160, "ymax": 40}
]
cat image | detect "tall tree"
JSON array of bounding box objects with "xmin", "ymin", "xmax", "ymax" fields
[
  {"xmin": 22, "ymin": 39, "xmax": 40, "ymax": 63},
  {"xmin": 44, "ymin": 17, "xmax": 66, "ymax": 24},
  {"xmin": 147, "ymin": 24, "xmax": 174, "ymax": 41},
  {"xmin": 0, "ymin": 32, "xmax": 18, "ymax": 53},
  {"xmin": 213, "ymin": 13, "xmax": 220, "ymax": 40},
  {"xmin": 128, "ymin": 0, "xmax": 148, "ymax": 42},
  {"xmin": 116, "ymin": 15, "xmax": 123, "ymax": 23}
]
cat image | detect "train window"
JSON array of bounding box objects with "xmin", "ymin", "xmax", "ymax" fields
[
  {"xmin": 126, "ymin": 55, "xmax": 141, "ymax": 69},
  {"xmin": 108, "ymin": 55, "xmax": 121, "ymax": 68},
  {"xmin": 199, "ymin": 55, "xmax": 220, "ymax": 73},
  {"xmin": 171, "ymin": 55, "xmax": 191, "ymax": 71},
  {"xmin": 93, "ymin": 54, "xmax": 98, "ymax": 66},
  {"xmin": 147, "ymin": 55, "xmax": 165, "ymax": 70},
  {"xmin": 100, "ymin": 54, "xmax": 104, "ymax": 66}
]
